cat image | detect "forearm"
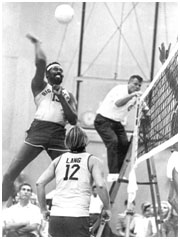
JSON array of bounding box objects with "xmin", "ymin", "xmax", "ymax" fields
[
  {"xmin": 31, "ymin": 46, "xmax": 47, "ymax": 95},
  {"xmin": 5, "ymin": 222, "xmax": 27, "ymax": 231},
  {"xmin": 34, "ymin": 42, "xmax": 46, "ymax": 65},
  {"xmin": 18, "ymin": 223, "xmax": 39, "ymax": 233},
  {"xmin": 115, "ymin": 94, "xmax": 135, "ymax": 107},
  {"xmin": 36, "ymin": 184, "xmax": 48, "ymax": 213},
  {"xmin": 96, "ymin": 185, "xmax": 110, "ymax": 210},
  {"xmin": 59, "ymin": 96, "xmax": 77, "ymax": 125}
]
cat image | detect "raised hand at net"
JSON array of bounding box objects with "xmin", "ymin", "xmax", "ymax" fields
[{"xmin": 159, "ymin": 42, "xmax": 171, "ymax": 64}]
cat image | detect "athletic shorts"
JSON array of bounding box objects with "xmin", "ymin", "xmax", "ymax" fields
[
  {"xmin": 48, "ymin": 216, "xmax": 90, "ymax": 237},
  {"xmin": 25, "ymin": 119, "xmax": 67, "ymax": 151}
]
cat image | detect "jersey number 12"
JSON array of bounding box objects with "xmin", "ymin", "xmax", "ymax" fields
[{"xmin": 63, "ymin": 164, "xmax": 80, "ymax": 180}]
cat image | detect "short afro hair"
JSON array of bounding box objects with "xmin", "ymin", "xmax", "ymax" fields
[{"xmin": 45, "ymin": 62, "xmax": 63, "ymax": 78}]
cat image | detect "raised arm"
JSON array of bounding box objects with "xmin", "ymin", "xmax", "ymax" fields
[{"xmin": 26, "ymin": 33, "xmax": 47, "ymax": 97}]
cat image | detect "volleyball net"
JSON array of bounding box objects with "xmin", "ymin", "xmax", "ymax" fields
[
  {"xmin": 135, "ymin": 45, "xmax": 178, "ymax": 166},
  {"xmin": 126, "ymin": 45, "xmax": 178, "ymax": 229}
]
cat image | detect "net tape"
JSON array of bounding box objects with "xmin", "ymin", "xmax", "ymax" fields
[{"xmin": 136, "ymin": 45, "xmax": 178, "ymax": 166}]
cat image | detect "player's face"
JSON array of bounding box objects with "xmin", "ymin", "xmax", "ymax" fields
[
  {"xmin": 143, "ymin": 207, "xmax": 151, "ymax": 218},
  {"xmin": 128, "ymin": 78, "xmax": 142, "ymax": 94},
  {"xmin": 161, "ymin": 203, "xmax": 169, "ymax": 218},
  {"xmin": 48, "ymin": 66, "xmax": 64, "ymax": 85}
]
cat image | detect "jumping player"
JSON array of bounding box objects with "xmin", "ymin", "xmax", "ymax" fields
[
  {"xmin": 2, "ymin": 34, "xmax": 77, "ymax": 202},
  {"xmin": 36, "ymin": 125, "xmax": 111, "ymax": 237}
]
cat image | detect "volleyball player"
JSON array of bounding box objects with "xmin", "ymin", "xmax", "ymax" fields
[
  {"xmin": 2, "ymin": 34, "xmax": 77, "ymax": 202},
  {"xmin": 36, "ymin": 125, "xmax": 111, "ymax": 237}
]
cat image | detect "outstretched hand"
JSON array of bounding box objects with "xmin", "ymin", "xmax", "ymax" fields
[
  {"xmin": 158, "ymin": 42, "xmax": 171, "ymax": 64},
  {"xmin": 26, "ymin": 33, "xmax": 41, "ymax": 44}
]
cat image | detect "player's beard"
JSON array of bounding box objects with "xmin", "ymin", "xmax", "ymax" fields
[{"xmin": 49, "ymin": 74, "xmax": 63, "ymax": 85}]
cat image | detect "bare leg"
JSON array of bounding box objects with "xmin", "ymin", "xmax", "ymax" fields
[
  {"xmin": 2, "ymin": 143, "xmax": 43, "ymax": 201},
  {"xmin": 47, "ymin": 149, "xmax": 67, "ymax": 160}
]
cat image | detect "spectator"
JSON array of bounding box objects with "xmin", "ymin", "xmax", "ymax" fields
[
  {"xmin": 89, "ymin": 185, "xmax": 103, "ymax": 236},
  {"xmin": 36, "ymin": 125, "xmax": 111, "ymax": 237},
  {"xmin": 132, "ymin": 201, "xmax": 156, "ymax": 237},
  {"xmin": 160, "ymin": 201, "xmax": 178, "ymax": 237},
  {"xmin": 116, "ymin": 200, "xmax": 138, "ymax": 237},
  {"xmin": 2, "ymin": 183, "xmax": 42, "ymax": 237},
  {"xmin": 94, "ymin": 75, "xmax": 143, "ymax": 174}
]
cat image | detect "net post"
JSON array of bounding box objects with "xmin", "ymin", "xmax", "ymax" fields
[
  {"xmin": 141, "ymin": 110, "xmax": 163, "ymax": 236},
  {"xmin": 125, "ymin": 97, "xmax": 141, "ymax": 237}
]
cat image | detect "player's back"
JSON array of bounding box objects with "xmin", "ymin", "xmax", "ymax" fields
[{"xmin": 51, "ymin": 152, "xmax": 92, "ymax": 216}]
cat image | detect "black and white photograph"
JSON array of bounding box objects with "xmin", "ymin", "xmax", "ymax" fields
[{"xmin": 2, "ymin": 1, "xmax": 178, "ymax": 237}]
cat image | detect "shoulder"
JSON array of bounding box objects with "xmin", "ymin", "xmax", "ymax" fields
[
  {"xmin": 113, "ymin": 84, "xmax": 126, "ymax": 90},
  {"xmin": 34, "ymin": 83, "xmax": 51, "ymax": 101},
  {"xmin": 168, "ymin": 151, "xmax": 178, "ymax": 165},
  {"xmin": 67, "ymin": 91, "xmax": 76, "ymax": 102},
  {"xmin": 89, "ymin": 154, "xmax": 102, "ymax": 165},
  {"xmin": 3, "ymin": 204, "xmax": 18, "ymax": 214},
  {"xmin": 108, "ymin": 84, "xmax": 127, "ymax": 96},
  {"xmin": 53, "ymin": 155, "xmax": 63, "ymax": 168},
  {"xmin": 88, "ymin": 155, "xmax": 103, "ymax": 171}
]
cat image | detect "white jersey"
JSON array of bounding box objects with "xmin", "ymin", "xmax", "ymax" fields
[
  {"xmin": 34, "ymin": 84, "xmax": 70, "ymax": 126},
  {"xmin": 51, "ymin": 152, "xmax": 92, "ymax": 217},
  {"xmin": 167, "ymin": 151, "xmax": 179, "ymax": 180},
  {"xmin": 97, "ymin": 84, "xmax": 136, "ymax": 124}
]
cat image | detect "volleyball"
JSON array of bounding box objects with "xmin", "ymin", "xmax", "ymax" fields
[{"xmin": 54, "ymin": 4, "xmax": 74, "ymax": 24}]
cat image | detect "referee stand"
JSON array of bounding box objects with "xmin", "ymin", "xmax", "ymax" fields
[
  {"xmin": 95, "ymin": 135, "xmax": 133, "ymax": 237},
  {"xmin": 95, "ymin": 97, "xmax": 163, "ymax": 237}
]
